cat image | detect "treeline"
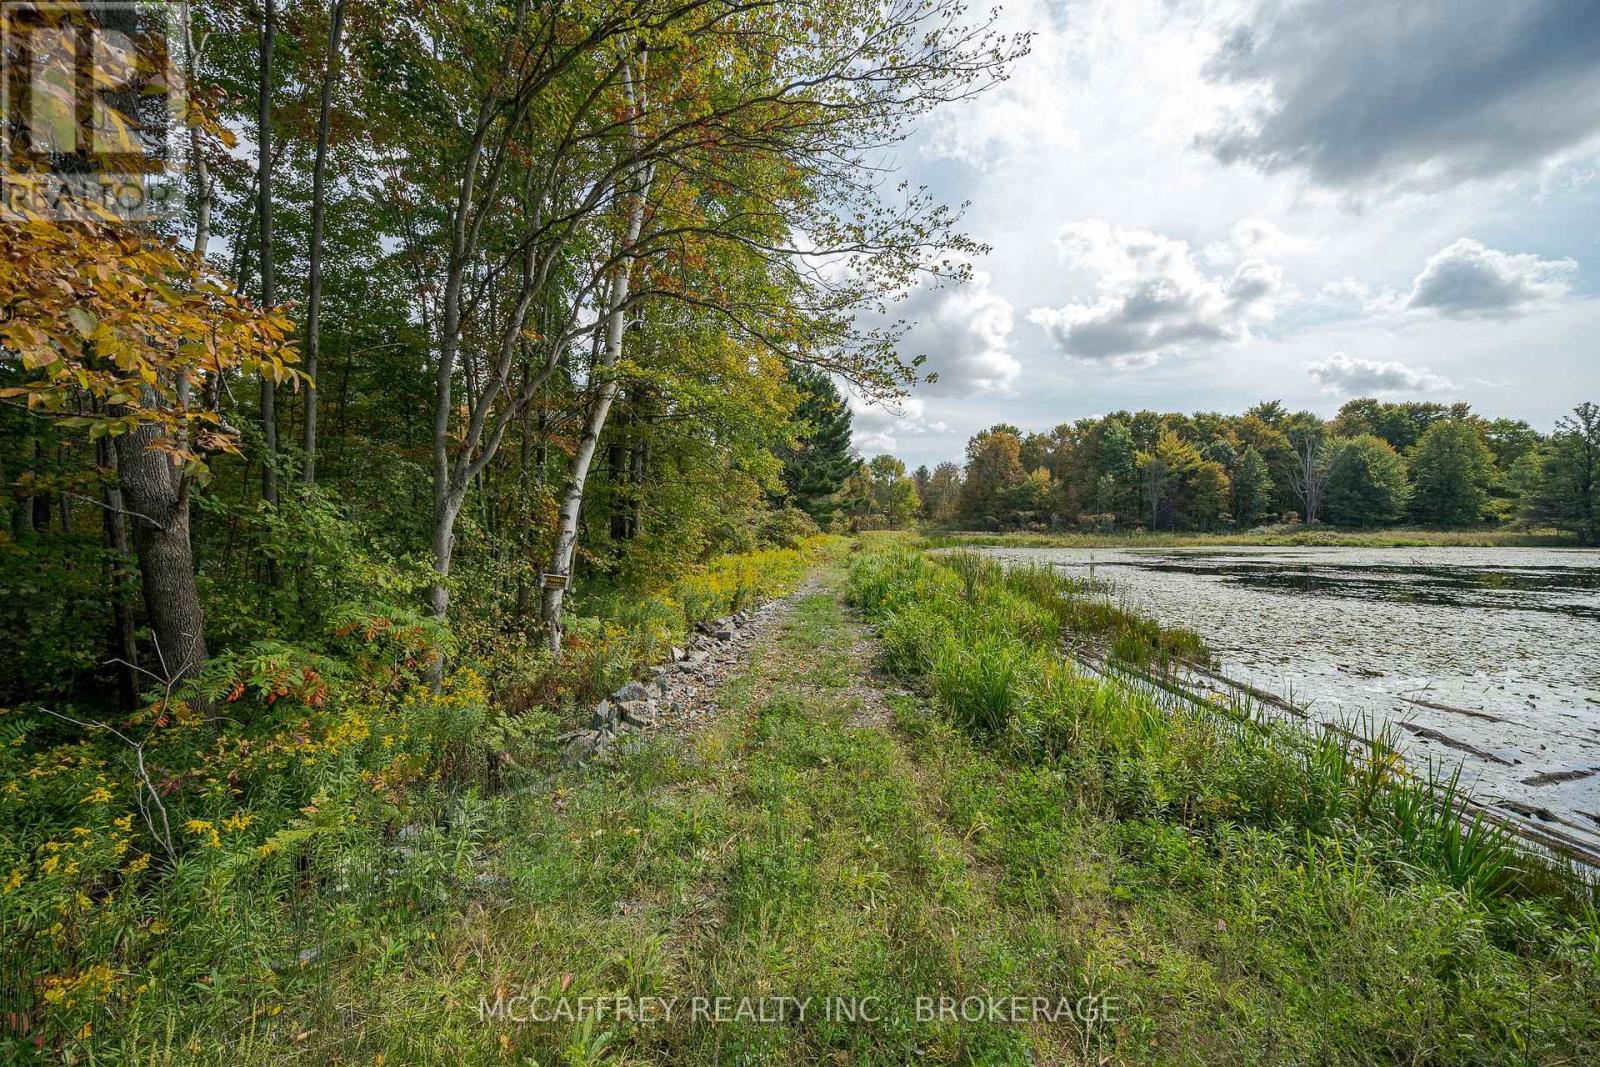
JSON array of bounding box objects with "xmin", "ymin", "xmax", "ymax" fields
[{"xmin": 883, "ymin": 398, "xmax": 1599, "ymax": 539}]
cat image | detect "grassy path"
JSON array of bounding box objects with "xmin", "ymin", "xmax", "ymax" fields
[
  {"xmin": 257, "ymin": 559, "xmax": 1081, "ymax": 1064},
  {"xmin": 211, "ymin": 552, "xmax": 1594, "ymax": 1065}
]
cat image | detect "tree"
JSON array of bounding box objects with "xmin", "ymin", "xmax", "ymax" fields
[
  {"xmin": 1096, "ymin": 417, "xmax": 1139, "ymax": 523},
  {"xmin": 1231, "ymin": 446, "xmax": 1274, "ymax": 528},
  {"xmin": 0, "ymin": 224, "xmax": 295, "ymax": 686},
  {"xmin": 300, "ymin": 0, "xmax": 349, "ymax": 485},
  {"xmin": 779, "ymin": 368, "xmax": 856, "ymax": 525},
  {"xmin": 1525, "ymin": 402, "xmax": 1599, "ymax": 543},
  {"xmin": 1325, "ymin": 435, "xmax": 1410, "ymax": 526},
  {"xmin": 959, "ymin": 426, "xmax": 1025, "ymax": 526},
  {"xmin": 922, "ymin": 462, "xmax": 963, "ymax": 524},
  {"xmin": 1409, "ymin": 420, "xmax": 1495, "ymax": 526},
  {"xmin": 1285, "ymin": 420, "xmax": 1332, "ymax": 524}
]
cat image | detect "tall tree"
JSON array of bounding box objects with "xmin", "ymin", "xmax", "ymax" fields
[
  {"xmin": 1231, "ymin": 445, "xmax": 1274, "ymax": 528},
  {"xmin": 1326, "ymin": 435, "xmax": 1410, "ymax": 526},
  {"xmin": 780, "ymin": 367, "xmax": 856, "ymax": 524},
  {"xmin": 257, "ymin": 0, "xmax": 279, "ymax": 506},
  {"xmin": 300, "ymin": 0, "xmax": 347, "ymax": 485},
  {"xmin": 1409, "ymin": 419, "xmax": 1495, "ymax": 526},
  {"xmin": 1525, "ymin": 402, "xmax": 1599, "ymax": 544}
]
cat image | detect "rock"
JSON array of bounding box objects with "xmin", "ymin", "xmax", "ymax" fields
[
  {"xmin": 713, "ymin": 628, "xmax": 735, "ymax": 641},
  {"xmin": 614, "ymin": 680, "xmax": 651, "ymax": 703},
  {"xmin": 564, "ymin": 728, "xmax": 614, "ymax": 766},
  {"xmin": 670, "ymin": 646, "xmax": 686, "ymax": 662},
  {"xmin": 622, "ymin": 700, "xmax": 657, "ymax": 727},
  {"xmin": 589, "ymin": 699, "xmax": 617, "ymax": 731}
]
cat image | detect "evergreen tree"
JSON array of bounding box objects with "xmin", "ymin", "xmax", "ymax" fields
[
  {"xmin": 1326, "ymin": 435, "xmax": 1410, "ymax": 526},
  {"xmin": 1231, "ymin": 446, "xmax": 1274, "ymax": 528},
  {"xmin": 780, "ymin": 367, "xmax": 857, "ymax": 525},
  {"xmin": 1097, "ymin": 418, "xmax": 1139, "ymax": 523}
]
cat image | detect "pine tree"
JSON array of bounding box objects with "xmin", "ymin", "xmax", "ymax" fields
[
  {"xmin": 1231, "ymin": 446, "xmax": 1274, "ymax": 528},
  {"xmin": 780, "ymin": 367, "xmax": 857, "ymax": 525}
]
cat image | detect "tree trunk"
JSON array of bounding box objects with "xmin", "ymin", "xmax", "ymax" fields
[
  {"xmin": 99, "ymin": 437, "xmax": 140, "ymax": 710},
  {"xmin": 302, "ymin": 0, "xmax": 346, "ymax": 485},
  {"xmin": 257, "ymin": 0, "xmax": 279, "ymax": 506},
  {"xmin": 540, "ymin": 52, "xmax": 653, "ymax": 652},
  {"xmin": 114, "ymin": 424, "xmax": 210, "ymax": 693}
]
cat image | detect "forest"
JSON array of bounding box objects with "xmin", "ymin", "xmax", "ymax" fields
[
  {"xmin": 3, "ymin": 2, "xmax": 1598, "ymax": 1063},
  {"xmin": 832, "ymin": 396, "xmax": 1600, "ymax": 538}
]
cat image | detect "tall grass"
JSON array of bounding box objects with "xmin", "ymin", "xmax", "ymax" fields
[{"xmin": 848, "ymin": 545, "xmax": 1595, "ymax": 914}]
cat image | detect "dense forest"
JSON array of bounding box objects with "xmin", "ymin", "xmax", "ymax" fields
[{"xmin": 0, "ymin": 0, "xmax": 1023, "ymax": 708}]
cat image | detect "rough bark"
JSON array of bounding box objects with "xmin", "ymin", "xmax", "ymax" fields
[{"xmin": 114, "ymin": 424, "xmax": 209, "ymax": 692}]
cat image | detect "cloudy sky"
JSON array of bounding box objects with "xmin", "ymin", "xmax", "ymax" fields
[{"xmin": 849, "ymin": 0, "xmax": 1600, "ymax": 468}]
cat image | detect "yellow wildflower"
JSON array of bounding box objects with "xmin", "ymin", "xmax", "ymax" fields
[{"xmin": 2, "ymin": 869, "xmax": 22, "ymax": 893}]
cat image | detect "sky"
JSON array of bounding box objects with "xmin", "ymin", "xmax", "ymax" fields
[{"xmin": 848, "ymin": 0, "xmax": 1600, "ymax": 470}]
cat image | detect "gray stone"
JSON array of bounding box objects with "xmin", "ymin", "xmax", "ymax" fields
[
  {"xmin": 670, "ymin": 646, "xmax": 686, "ymax": 662},
  {"xmin": 622, "ymin": 700, "xmax": 657, "ymax": 727},
  {"xmin": 565, "ymin": 729, "xmax": 610, "ymax": 766},
  {"xmin": 713, "ymin": 628, "xmax": 735, "ymax": 641},
  {"xmin": 589, "ymin": 699, "xmax": 617, "ymax": 731},
  {"xmin": 614, "ymin": 680, "xmax": 651, "ymax": 703}
]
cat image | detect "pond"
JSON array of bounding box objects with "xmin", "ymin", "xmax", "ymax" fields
[{"xmin": 975, "ymin": 545, "xmax": 1600, "ymax": 858}]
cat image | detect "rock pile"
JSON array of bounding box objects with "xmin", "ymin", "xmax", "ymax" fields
[{"xmin": 561, "ymin": 605, "xmax": 779, "ymax": 765}]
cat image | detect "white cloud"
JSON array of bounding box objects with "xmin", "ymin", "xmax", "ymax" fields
[
  {"xmin": 895, "ymin": 266, "xmax": 1021, "ymax": 394},
  {"xmin": 1204, "ymin": 217, "xmax": 1318, "ymax": 265},
  {"xmin": 1405, "ymin": 238, "xmax": 1577, "ymax": 318},
  {"xmin": 1027, "ymin": 219, "xmax": 1283, "ymax": 364},
  {"xmin": 1306, "ymin": 352, "xmax": 1456, "ymax": 396},
  {"xmin": 848, "ymin": 393, "xmax": 948, "ymax": 454}
]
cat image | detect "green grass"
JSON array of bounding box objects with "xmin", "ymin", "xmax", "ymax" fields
[
  {"xmin": 25, "ymin": 542, "xmax": 1599, "ymax": 1063},
  {"xmin": 920, "ymin": 525, "xmax": 1581, "ymax": 550}
]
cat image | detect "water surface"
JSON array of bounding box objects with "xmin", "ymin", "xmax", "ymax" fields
[{"xmin": 978, "ymin": 546, "xmax": 1600, "ymax": 856}]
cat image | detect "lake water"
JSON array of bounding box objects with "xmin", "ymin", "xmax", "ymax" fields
[{"xmin": 976, "ymin": 546, "xmax": 1600, "ymax": 858}]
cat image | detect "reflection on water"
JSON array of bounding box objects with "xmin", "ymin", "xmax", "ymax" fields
[{"xmin": 1117, "ymin": 554, "xmax": 1600, "ymax": 620}]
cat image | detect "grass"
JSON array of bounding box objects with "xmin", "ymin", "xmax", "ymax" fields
[
  {"xmin": 14, "ymin": 539, "xmax": 1598, "ymax": 1063},
  {"xmin": 921, "ymin": 525, "xmax": 1582, "ymax": 550}
]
